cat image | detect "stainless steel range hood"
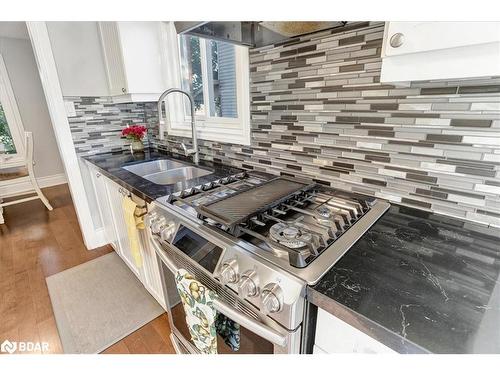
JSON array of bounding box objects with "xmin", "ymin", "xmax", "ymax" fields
[{"xmin": 174, "ymin": 21, "xmax": 347, "ymax": 48}]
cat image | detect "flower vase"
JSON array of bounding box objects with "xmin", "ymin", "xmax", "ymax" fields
[{"xmin": 131, "ymin": 140, "xmax": 144, "ymax": 153}]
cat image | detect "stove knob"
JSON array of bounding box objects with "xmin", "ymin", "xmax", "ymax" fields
[
  {"xmin": 160, "ymin": 222, "xmax": 176, "ymax": 243},
  {"xmin": 220, "ymin": 259, "xmax": 239, "ymax": 285},
  {"xmin": 238, "ymin": 270, "xmax": 259, "ymax": 298},
  {"xmin": 150, "ymin": 217, "xmax": 167, "ymax": 234},
  {"xmin": 145, "ymin": 212, "xmax": 158, "ymax": 227},
  {"xmin": 261, "ymin": 283, "xmax": 283, "ymax": 314}
]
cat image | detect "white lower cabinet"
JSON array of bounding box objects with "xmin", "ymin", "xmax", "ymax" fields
[
  {"xmin": 105, "ymin": 179, "xmax": 142, "ymax": 278},
  {"xmin": 314, "ymin": 308, "xmax": 395, "ymax": 354},
  {"xmin": 140, "ymin": 227, "xmax": 167, "ymax": 310},
  {"xmin": 88, "ymin": 163, "xmax": 166, "ymax": 309},
  {"xmin": 89, "ymin": 168, "xmax": 119, "ymax": 251},
  {"xmin": 312, "ymin": 344, "xmax": 328, "ymax": 354}
]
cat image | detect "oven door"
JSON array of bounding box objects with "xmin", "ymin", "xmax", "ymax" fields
[{"xmin": 151, "ymin": 236, "xmax": 301, "ymax": 354}]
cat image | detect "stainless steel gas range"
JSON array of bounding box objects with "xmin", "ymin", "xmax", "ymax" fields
[{"xmin": 145, "ymin": 171, "xmax": 390, "ymax": 354}]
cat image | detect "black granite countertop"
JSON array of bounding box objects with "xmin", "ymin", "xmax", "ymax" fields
[
  {"xmin": 82, "ymin": 149, "xmax": 244, "ymax": 202},
  {"xmin": 83, "ymin": 149, "xmax": 500, "ymax": 353},
  {"xmin": 308, "ymin": 204, "xmax": 500, "ymax": 354}
]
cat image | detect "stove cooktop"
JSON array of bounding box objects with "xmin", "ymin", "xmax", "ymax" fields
[{"xmin": 157, "ymin": 171, "xmax": 390, "ymax": 271}]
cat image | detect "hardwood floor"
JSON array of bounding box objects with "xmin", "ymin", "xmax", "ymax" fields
[{"xmin": 0, "ymin": 184, "xmax": 175, "ymax": 354}]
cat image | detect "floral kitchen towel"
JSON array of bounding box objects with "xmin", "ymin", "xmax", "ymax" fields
[
  {"xmin": 215, "ymin": 313, "xmax": 241, "ymax": 351},
  {"xmin": 175, "ymin": 269, "xmax": 218, "ymax": 354}
]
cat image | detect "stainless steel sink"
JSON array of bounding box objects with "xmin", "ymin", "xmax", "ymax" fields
[
  {"xmin": 145, "ymin": 166, "xmax": 213, "ymax": 185},
  {"xmin": 122, "ymin": 159, "xmax": 212, "ymax": 185},
  {"xmin": 123, "ymin": 159, "xmax": 187, "ymax": 176}
]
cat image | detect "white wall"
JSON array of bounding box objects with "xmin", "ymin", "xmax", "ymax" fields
[
  {"xmin": 0, "ymin": 35, "xmax": 64, "ymax": 178},
  {"xmin": 46, "ymin": 22, "xmax": 110, "ymax": 97}
]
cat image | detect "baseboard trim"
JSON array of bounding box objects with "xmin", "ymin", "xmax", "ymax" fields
[{"xmin": 0, "ymin": 172, "xmax": 67, "ymax": 197}]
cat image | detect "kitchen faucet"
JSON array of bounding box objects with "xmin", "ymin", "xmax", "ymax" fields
[{"xmin": 157, "ymin": 88, "xmax": 199, "ymax": 164}]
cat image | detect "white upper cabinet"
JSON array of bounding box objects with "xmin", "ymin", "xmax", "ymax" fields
[
  {"xmin": 383, "ymin": 22, "xmax": 500, "ymax": 56},
  {"xmin": 98, "ymin": 21, "xmax": 166, "ymax": 102},
  {"xmin": 381, "ymin": 22, "xmax": 500, "ymax": 82}
]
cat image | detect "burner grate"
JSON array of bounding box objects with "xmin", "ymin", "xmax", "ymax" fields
[
  {"xmin": 196, "ymin": 176, "xmax": 314, "ymax": 230},
  {"xmin": 234, "ymin": 188, "xmax": 378, "ymax": 268}
]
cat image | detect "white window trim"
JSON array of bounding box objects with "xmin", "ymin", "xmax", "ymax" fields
[
  {"xmin": 159, "ymin": 22, "xmax": 250, "ymax": 146},
  {"xmin": 0, "ymin": 53, "xmax": 26, "ymax": 167}
]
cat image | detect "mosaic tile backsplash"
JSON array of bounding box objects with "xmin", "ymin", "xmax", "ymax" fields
[
  {"xmin": 69, "ymin": 21, "xmax": 500, "ymax": 226},
  {"xmin": 65, "ymin": 96, "xmax": 156, "ymax": 155}
]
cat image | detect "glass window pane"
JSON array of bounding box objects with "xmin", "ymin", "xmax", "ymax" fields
[
  {"xmin": 206, "ymin": 40, "xmax": 238, "ymax": 118},
  {"xmin": 0, "ymin": 102, "xmax": 16, "ymax": 154},
  {"xmin": 179, "ymin": 35, "xmax": 205, "ymax": 115}
]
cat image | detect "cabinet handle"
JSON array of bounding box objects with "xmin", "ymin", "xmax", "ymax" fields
[
  {"xmin": 118, "ymin": 187, "xmax": 129, "ymax": 197},
  {"xmin": 96, "ymin": 172, "xmax": 101, "ymax": 178},
  {"xmin": 121, "ymin": 87, "xmax": 127, "ymax": 93},
  {"xmin": 389, "ymin": 32, "xmax": 405, "ymax": 48}
]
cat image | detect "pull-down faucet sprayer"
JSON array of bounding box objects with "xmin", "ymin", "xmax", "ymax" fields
[{"xmin": 157, "ymin": 88, "xmax": 199, "ymax": 164}]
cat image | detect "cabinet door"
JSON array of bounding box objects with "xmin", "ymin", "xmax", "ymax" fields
[
  {"xmin": 98, "ymin": 21, "xmax": 166, "ymax": 101},
  {"xmin": 381, "ymin": 22, "xmax": 500, "ymax": 82},
  {"xmin": 104, "ymin": 180, "xmax": 142, "ymax": 278},
  {"xmin": 91, "ymin": 173, "xmax": 165, "ymax": 308},
  {"xmin": 117, "ymin": 22, "xmax": 166, "ymax": 95},
  {"xmin": 312, "ymin": 344, "xmax": 328, "ymax": 354},
  {"xmin": 89, "ymin": 168, "xmax": 119, "ymax": 251},
  {"xmin": 383, "ymin": 22, "xmax": 500, "ymax": 57},
  {"xmin": 140, "ymin": 227, "xmax": 167, "ymax": 309},
  {"xmin": 315, "ymin": 308, "xmax": 395, "ymax": 354},
  {"xmin": 98, "ymin": 22, "xmax": 128, "ymax": 96}
]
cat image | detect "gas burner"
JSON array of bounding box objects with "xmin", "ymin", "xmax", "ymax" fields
[
  {"xmin": 269, "ymin": 222, "xmax": 313, "ymax": 249},
  {"xmin": 313, "ymin": 204, "xmax": 339, "ymax": 227},
  {"xmin": 316, "ymin": 206, "xmax": 332, "ymax": 218}
]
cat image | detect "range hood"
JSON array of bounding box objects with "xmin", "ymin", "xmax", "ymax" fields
[{"xmin": 174, "ymin": 21, "xmax": 347, "ymax": 48}]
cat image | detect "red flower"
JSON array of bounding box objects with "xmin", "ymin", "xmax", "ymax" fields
[{"xmin": 122, "ymin": 125, "xmax": 147, "ymax": 141}]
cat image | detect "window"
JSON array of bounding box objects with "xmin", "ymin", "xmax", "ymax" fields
[
  {"xmin": 0, "ymin": 54, "xmax": 25, "ymax": 166},
  {"xmin": 0, "ymin": 103, "xmax": 16, "ymax": 153},
  {"xmin": 179, "ymin": 35, "xmax": 205, "ymax": 115},
  {"xmin": 161, "ymin": 22, "xmax": 250, "ymax": 145},
  {"xmin": 179, "ymin": 36, "xmax": 238, "ymax": 118}
]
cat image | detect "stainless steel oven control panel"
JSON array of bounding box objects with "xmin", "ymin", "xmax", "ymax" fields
[{"xmin": 213, "ymin": 248, "xmax": 305, "ymax": 329}]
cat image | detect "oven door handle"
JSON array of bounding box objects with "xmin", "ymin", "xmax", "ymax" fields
[
  {"xmin": 152, "ymin": 238, "xmax": 288, "ymax": 348},
  {"xmin": 212, "ymin": 299, "xmax": 287, "ymax": 347}
]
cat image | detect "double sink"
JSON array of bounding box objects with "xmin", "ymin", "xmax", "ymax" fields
[{"xmin": 123, "ymin": 159, "xmax": 212, "ymax": 185}]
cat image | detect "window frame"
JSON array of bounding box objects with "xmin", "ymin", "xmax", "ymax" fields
[
  {"xmin": 0, "ymin": 53, "xmax": 26, "ymax": 167},
  {"xmin": 160, "ymin": 22, "xmax": 250, "ymax": 146}
]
